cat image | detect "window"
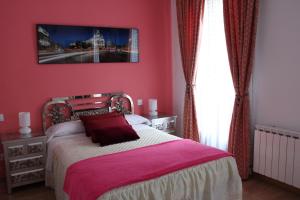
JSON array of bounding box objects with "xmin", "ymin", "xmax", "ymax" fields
[{"xmin": 195, "ymin": 0, "xmax": 234, "ymax": 150}]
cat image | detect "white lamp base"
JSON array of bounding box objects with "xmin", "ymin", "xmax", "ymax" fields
[
  {"xmin": 149, "ymin": 111, "xmax": 158, "ymax": 117},
  {"xmin": 19, "ymin": 127, "xmax": 32, "ymax": 138}
]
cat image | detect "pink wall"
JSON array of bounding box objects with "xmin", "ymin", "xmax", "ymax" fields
[
  {"xmin": 0, "ymin": 0, "xmax": 172, "ymax": 177},
  {"xmin": 171, "ymin": 0, "xmax": 185, "ymax": 136},
  {"xmin": 0, "ymin": 0, "xmax": 172, "ymax": 133}
]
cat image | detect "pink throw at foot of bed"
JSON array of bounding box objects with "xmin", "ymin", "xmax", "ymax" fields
[{"xmin": 64, "ymin": 139, "xmax": 232, "ymax": 200}]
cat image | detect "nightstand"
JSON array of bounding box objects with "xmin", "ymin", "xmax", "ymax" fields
[
  {"xmin": 143, "ymin": 114, "xmax": 177, "ymax": 134},
  {"xmin": 1, "ymin": 133, "xmax": 47, "ymax": 193}
]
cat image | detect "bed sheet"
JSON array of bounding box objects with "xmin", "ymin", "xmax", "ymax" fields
[{"xmin": 46, "ymin": 124, "xmax": 242, "ymax": 200}]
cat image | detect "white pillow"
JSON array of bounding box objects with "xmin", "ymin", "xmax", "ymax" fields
[
  {"xmin": 45, "ymin": 120, "xmax": 85, "ymax": 142},
  {"xmin": 125, "ymin": 114, "xmax": 151, "ymax": 126}
]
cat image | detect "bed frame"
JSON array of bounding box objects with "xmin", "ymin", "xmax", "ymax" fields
[{"xmin": 42, "ymin": 92, "xmax": 134, "ymax": 133}]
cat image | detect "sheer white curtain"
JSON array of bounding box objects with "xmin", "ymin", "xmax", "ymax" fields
[{"xmin": 195, "ymin": 0, "xmax": 234, "ymax": 150}]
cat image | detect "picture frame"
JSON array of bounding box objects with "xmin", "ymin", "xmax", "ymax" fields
[{"xmin": 37, "ymin": 24, "xmax": 139, "ymax": 64}]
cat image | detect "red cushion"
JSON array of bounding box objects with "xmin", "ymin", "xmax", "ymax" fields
[
  {"xmin": 80, "ymin": 113, "xmax": 128, "ymax": 137},
  {"xmin": 80, "ymin": 111, "xmax": 121, "ymax": 122},
  {"xmin": 91, "ymin": 125, "xmax": 140, "ymax": 146}
]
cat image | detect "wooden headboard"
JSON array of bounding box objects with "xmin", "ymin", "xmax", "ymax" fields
[{"xmin": 42, "ymin": 92, "xmax": 134, "ymax": 133}]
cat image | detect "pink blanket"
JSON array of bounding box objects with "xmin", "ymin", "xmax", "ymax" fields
[{"xmin": 64, "ymin": 139, "xmax": 231, "ymax": 200}]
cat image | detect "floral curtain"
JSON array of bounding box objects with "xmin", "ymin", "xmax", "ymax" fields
[
  {"xmin": 176, "ymin": 0, "xmax": 205, "ymax": 142},
  {"xmin": 223, "ymin": 0, "xmax": 259, "ymax": 179}
]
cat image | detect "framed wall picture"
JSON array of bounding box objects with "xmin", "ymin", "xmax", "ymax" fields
[{"xmin": 37, "ymin": 24, "xmax": 139, "ymax": 64}]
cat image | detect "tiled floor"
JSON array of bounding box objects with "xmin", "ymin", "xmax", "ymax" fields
[{"xmin": 0, "ymin": 176, "xmax": 299, "ymax": 200}]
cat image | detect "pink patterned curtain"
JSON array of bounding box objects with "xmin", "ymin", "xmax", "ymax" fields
[
  {"xmin": 176, "ymin": 0, "xmax": 205, "ymax": 142},
  {"xmin": 223, "ymin": 0, "xmax": 259, "ymax": 179}
]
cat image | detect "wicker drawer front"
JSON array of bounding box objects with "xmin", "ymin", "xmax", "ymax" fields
[
  {"xmin": 7, "ymin": 145, "xmax": 26, "ymax": 157},
  {"xmin": 9, "ymin": 155, "xmax": 44, "ymax": 172},
  {"xmin": 11, "ymin": 168, "xmax": 44, "ymax": 186},
  {"xmin": 152, "ymin": 123, "xmax": 164, "ymax": 130},
  {"xmin": 152, "ymin": 118, "xmax": 165, "ymax": 130},
  {"xmin": 152, "ymin": 117, "xmax": 176, "ymax": 130},
  {"xmin": 165, "ymin": 117, "xmax": 176, "ymax": 129},
  {"xmin": 2, "ymin": 135, "xmax": 46, "ymax": 193},
  {"xmin": 27, "ymin": 142, "xmax": 44, "ymax": 154}
]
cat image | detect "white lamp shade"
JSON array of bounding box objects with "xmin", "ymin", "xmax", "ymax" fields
[
  {"xmin": 149, "ymin": 99, "xmax": 158, "ymax": 116},
  {"xmin": 19, "ymin": 112, "xmax": 31, "ymax": 127}
]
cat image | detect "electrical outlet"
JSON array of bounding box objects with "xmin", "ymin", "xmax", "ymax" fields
[
  {"xmin": 0, "ymin": 114, "xmax": 4, "ymax": 122},
  {"xmin": 137, "ymin": 99, "xmax": 143, "ymax": 106}
]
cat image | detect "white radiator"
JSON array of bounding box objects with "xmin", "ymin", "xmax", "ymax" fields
[{"xmin": 253, "ymin": 125, "xmax": 300, "ymax": 188}]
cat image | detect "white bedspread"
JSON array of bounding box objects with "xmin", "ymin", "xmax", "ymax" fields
[{"xmin": 46, "ymin": 125, "xmax": 242, "ymax": 200}]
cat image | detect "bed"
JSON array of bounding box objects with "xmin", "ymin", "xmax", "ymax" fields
[{"xmin": 43, "ymin": 92, "xmax": 242, "ymax": 200}]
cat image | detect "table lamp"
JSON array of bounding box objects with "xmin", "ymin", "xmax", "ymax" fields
[
  {"xmin": 19, "ymin": 112, "xmax": 32, "ymax": 137},
  {"xmin": 149, "ymin": 99, "xmax": 158, "ymax": 116}
]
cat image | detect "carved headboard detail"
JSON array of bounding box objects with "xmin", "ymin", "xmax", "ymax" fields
[{"xmin": 42, "ymin": 92, "xmax": 134, "ymax": 133}]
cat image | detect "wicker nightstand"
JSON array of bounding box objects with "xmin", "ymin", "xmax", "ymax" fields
[
  {"xmin": 1, "ymin": 133, "xmax": 47, "ymax": 193},
  {"xmin": 143, "ymin": 114, "xmax": 177, "ymax": 134}
]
